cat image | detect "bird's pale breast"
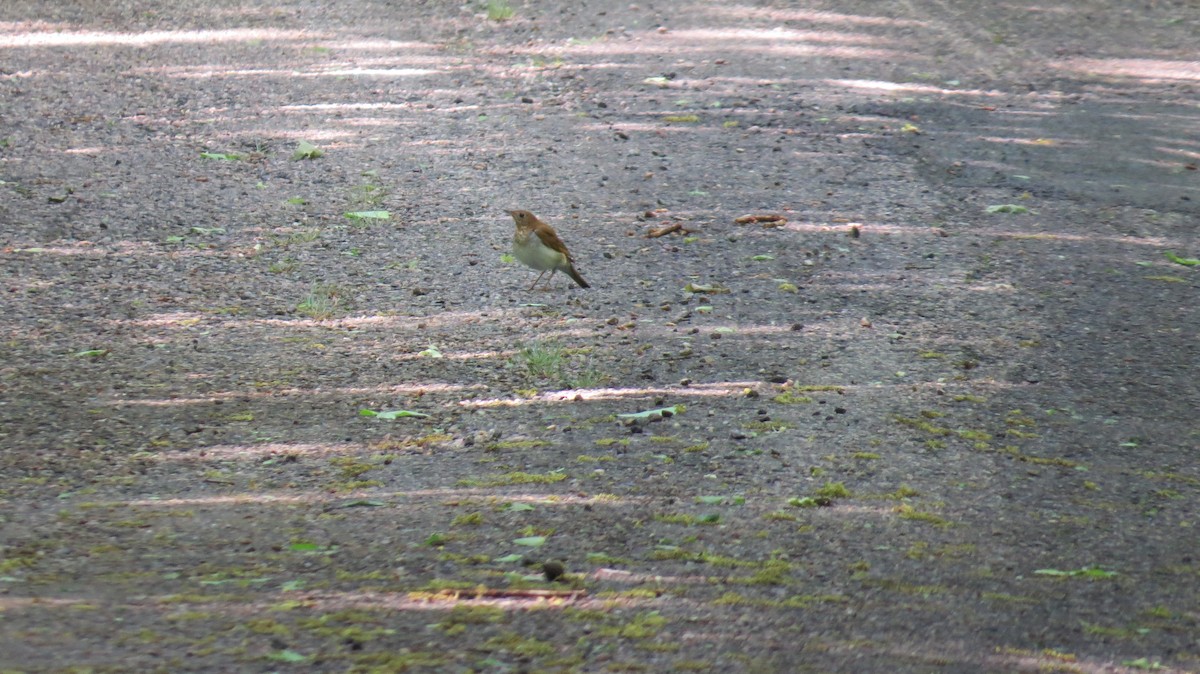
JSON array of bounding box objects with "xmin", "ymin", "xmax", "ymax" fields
[{"xmin": 514, "ymin": 230, "xmax": 566, "ymax": 271}]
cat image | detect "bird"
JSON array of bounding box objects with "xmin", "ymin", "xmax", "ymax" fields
[{"xmin": 508, "ymin": 209, "xmax": 590, "ymax": 290}]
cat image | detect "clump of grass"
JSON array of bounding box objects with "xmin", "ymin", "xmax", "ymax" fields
[
  {"xmin": 885, "ymin": 485, "xmax": 920, "ymax": 499},
  {"xmin": 285, "ymin": 228, "xmax": 322, "ymax": 244},
  {"xmin": 485, "ymin": 0, "xmax": 514, "ymax": 21},
  {"xmin": 517, "ymin": 342, "xmax": 565, "ymax": 379},
  {"xmin": 565, "ymin": 364, "xmax": 608, "ymax": 389},
  {"xmin": 815, "ymin": 482, "xmax": 850, "ymax": 498},
  {"xmin": 513, "ymin": 341, "xmax": 610, "ymax": 389},
  {"xmin": 296, "ymin": 284, "xmax": 341, "ymax": 320},
  {"xmin": 268, "ymin": 258, "xmax": 298, "ymax": 274},
  {"xmin": 349, "ymin": 175, "xmax": 389, "ymax": 207}
]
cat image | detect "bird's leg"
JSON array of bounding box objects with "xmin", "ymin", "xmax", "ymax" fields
[{"xmin": 528, "ymin": 270, "xmax": 548, "ymax": 291}]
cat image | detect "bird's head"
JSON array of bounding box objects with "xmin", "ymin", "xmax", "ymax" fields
[{"xmin": 508, "ymin": 209, "xmax": 534, "ymax": 225}]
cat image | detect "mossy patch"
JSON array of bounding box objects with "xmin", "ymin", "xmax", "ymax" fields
[
  {"xmin": 772, "ymin": 391, "xmax": 813, "ymax": 404},
  {"xmin": 713, "ymin": 591, "xmax": 847, "ymax": 608},
  {"xmin": 347, "ymin": 650, "xmax": 446, "ymax": 673},
  {"xmin": 457, "ymin": 471, "xmax": 567, "ymax": 487},
  {"xmin": 897, "ymin": 505, "xmax": 952, "ymax": 527},
  {"xmin": 598, "ymin": 611, "xmax": 667, "ymax": 639},
  {"xmin": 486, "ymin": 439, "xmax": 550, "ymax": 451},
  {"xmin": 437, "ymin": 604, "xmax": 506, "ymax": 633},
  {"xmin": 482, "ymin": 631, "xmax": 556, "ymax": 657},
  {"xmin": 451, "ymin": 512, "xmax": 483, "ymax": 526}
]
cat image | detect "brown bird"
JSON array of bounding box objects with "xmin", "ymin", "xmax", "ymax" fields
[{"xmin": 508, "ymin": 209, "xmax": 590, "ymax": 290}]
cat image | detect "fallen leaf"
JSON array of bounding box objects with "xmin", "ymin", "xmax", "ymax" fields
[{"xmin": 344, "ymin": 210, "xmax": 390, "ymax": 220}]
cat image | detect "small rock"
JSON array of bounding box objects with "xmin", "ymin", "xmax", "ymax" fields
[{"xmin": 543, "ymin": 560, "xmax": 566, "ymax": 582}]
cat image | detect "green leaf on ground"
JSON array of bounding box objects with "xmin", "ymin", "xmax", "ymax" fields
[
  {"xmin": 338, "ymin": 499, "xmax": 387, "ymax": 507},
  {"xmin": 359, "ymin": 409, "xmax": 430, "ymax": 420},
  {"xmin": 291, "ymin": 140, "xmax": 323, "ymax": 160},
  {"xmin": 73, "ymin": 349, "xmax": 109, "ymax": 358},
  {"xmin": 267, "ymin": 649, "xmax": 307, "ymax": 663},
  {"xmin": 288, "ymin": 541, "xmax": 337, "ymax": 554},
  {"xmin": 344, "ymin": 210, "xmax": 390, "ymax": 220},
  {"xmin": 617, "ymin": 405, "xmax": 685, "ymax": 421},
  {"xmin": 684, "ymin": 283, "xmax": 729, "ymax": 294},
  {"xmin": 985, "ymin": 204, "xmax": 1029, "ymax": 214},
  {"xmin": 513, "ymin": 536, "xmax": 546, "ymax": 547},
  {"xmin": 1164, "ymin": 251, "xmax": 1199, "ymax": 266},
  {"xmin": 1033, "ymin": 566, "xmax": 1117, "ymax": 578}
]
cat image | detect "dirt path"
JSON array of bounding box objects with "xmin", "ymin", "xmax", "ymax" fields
[{"xmin": 1, "ymin": 1, "xmax": 1198, "ymax": 672}]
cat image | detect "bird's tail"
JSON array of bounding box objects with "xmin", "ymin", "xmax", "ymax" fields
[{"xmin": 566, "ymin": 265, "xmax": 590, "ymax": 289}]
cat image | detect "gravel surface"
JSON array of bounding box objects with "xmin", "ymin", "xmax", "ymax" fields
[{"xmin": 1, "ymin": 1, "xmax": 1198, "ymax": 672}]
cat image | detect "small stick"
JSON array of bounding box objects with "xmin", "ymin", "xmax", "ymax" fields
[
  {"xmin": 734, "ymin": 214, "xmax": 788, "ymax": 226},
  {"xmin": 427, "ymin": 588, "xmax": 587, "ymax": 600},
  {"xmin": 647, "ymin": 222, "xmax": 684, "ymax": 238}
]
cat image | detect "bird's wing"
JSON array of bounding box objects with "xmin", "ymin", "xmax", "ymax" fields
[{"xmin": 533, "ymin": 223, "xmax": 574, "ymax": 260}]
